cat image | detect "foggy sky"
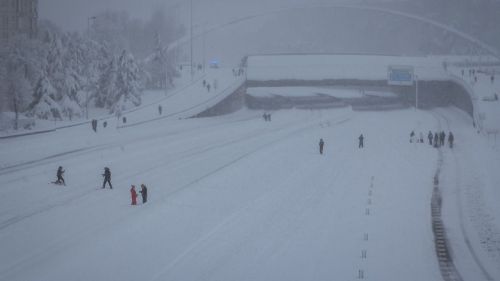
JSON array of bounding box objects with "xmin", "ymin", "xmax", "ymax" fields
[{"xmin": 39, "ymin": 0, "xmax": 385, "ymax": 32}]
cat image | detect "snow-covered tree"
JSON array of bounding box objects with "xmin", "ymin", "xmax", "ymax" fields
[
  {"xmin": 95, "ymin": 50, "xmax": 143, "ymax": 114},
  {"xmin": 29, "ymin": 76, "xmax": 62, "ymax": 120}
]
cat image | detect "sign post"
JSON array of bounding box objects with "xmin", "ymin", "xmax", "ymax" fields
[{"xmin": 388, "ymin": 65, "xmax": 416, "ymax": 108}]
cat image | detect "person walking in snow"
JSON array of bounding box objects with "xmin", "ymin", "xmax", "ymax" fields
[
  {"xmin": 434, "ymin": 132, "xmax": 439, "ymax": 148},
  {"xmin": 130, "ymin": 185, "xmax": 138, "ymax": 205},
  {"xmin": 428, "ymin": 131, "xmax": 433, "ymax": 145},
  {"xmin": 359, "ymin": 134, "xmax": 364, "ymax": 148},
  {"xmin": 440, "ymin": 131, "xmax": 446, "ymax": 146},
  {"xmin": 158, "ymin": 105, "xmax": 163, "ymax": 116},
  {"xmin": 102, "ymin": 167, "xmax": 112, "ymax": 189},
  {"xmin": 140, "ymin": 184, "xmax": 148, "ymax": 204},
  {"xmin": 55, "ymin": 166, "xmax": 65, "ymax": 185},
  {"xmin": 448, "ymin": 132, "xmax": 454, "ymax": 148},
  {"xmin": 410, "ymin": 131, "xmax": 415, "ymax": 143},
  {"xmin": 319, "ymin": 138, "xmax": 325, "ymax": 155},
  {"xmin": 419, "ymin": 132, "xmax": 424, "ymax": 143}
]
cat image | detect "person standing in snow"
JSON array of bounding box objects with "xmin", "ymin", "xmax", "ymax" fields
[
  {"xmin": 419, "ymin": 132, "xmax": 424, "ymax": 143},
  {"xmin": 140, "ymin": 184, "xmax": 148, "ymax": 204},
  {"xmin": 158, "ymin": 105, "xmax": 162, "ymax": 116},
  {"xmin": 410, "ymin": 131, "xmax": 415, "ymax": 143},
  {"xmin": 448, "ymin": 132, "xmax": 454, "ymax": 148},
  {"xmin": 55, "ymin": 166, "xmax": 65, "ymax": 185},
  {"xmin": 440, "ymin": 131, "xmax": 446, "ymax": 146},
  {"xmin": 130, "ymin": 185, "xmax": 137, "ymax": 205},
  {"xmin": 102, "ymin": 167, "xmax": 112, "ymax": 189},
  {"xmin": 359, "ymin": 134, "xmax": 364, "ymax": 148},
  {"xmin": 434, "ymin": 132, "xmax": 439, "ymax": 148},
  {"xmin": 319, "ymin": 138, "xmax": 325, "ymax": 155},
  {"xmin": 428, "ymin": 131, "xmax": 433, "ymax": 145}
]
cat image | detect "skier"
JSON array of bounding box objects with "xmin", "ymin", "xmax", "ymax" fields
[
  {"xmin": 158, "ymin": 105, "xmax": 163, "ymax": 116},
  {"xmin": 410, "ymin": 131, "xmax": 415, "ymax": 143},
  {"xmin": 434, "ymin": 132, "xmax": 439, "ymax": 148},
  {"xmin": 428, "ymin": 131, "xmax": 433, "ymax": 145},
  {"xmin": 359, "ymin": 134, "xmax": 364, "ymax": 148},
  {"xmin": 102, "ymin": 167, "xmax": 113, "ymax": 189},
  {"xmin": 140, "ymin": 184, "xmax": 148, "ymax": 204},
  {"xmin": 448, "ymin": 132, "xmax": 454, "ymax": 148},
  {"xmin": 319, "ymin": 138, "xmax": 325, "ymax": 155},
  {"xmin": 55, "ymin": 166, "xmax": 65, "ymax": 185},
  {"xmin": 130, "ymin": 185, "xmax": 137, "ymax": 205}
]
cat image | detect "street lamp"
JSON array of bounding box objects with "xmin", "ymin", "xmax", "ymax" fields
[
  {"xmin": 87, "ymin": 16, "xmax": 97, "ymax": 38},
  {"xmin": 415, "ymin": 74, "xmax": 419, "ymax": 110}
]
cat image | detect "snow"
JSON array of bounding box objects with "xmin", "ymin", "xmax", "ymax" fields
[{"xmin": 1, "ymin": 104, "xmax": 499, "ymax": 281}]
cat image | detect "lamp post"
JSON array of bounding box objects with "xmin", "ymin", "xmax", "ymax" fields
[
  {"xmin": 190, "ymin": 0, "xmax": 194, "ymax": 80},
  {"xmin": 415, "ymin": 74, "xmax": 419, "ymax": 110},
  {"xmin": 87, "ymin": 16, "xmax": 97, "ymax": 38}
]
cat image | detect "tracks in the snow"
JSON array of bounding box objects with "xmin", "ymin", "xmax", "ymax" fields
[{"xmin": 431, "ymin": 152, "xmax": 464, "ymax": 281}]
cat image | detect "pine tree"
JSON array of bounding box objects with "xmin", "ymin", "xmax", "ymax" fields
[
  {"xmin": 95, "ymin": 50, "xmax": 143, "ymax": 114},
  {"xmin": 29, "ymin": 76, "xmax": 62, "ymax": 120}
]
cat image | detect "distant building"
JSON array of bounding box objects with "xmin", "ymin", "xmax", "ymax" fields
[{"xmin": 0, "ymin": 0, "xmax": 38, "ymax": 46}]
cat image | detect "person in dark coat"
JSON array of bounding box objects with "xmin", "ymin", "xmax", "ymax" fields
[
  {"xmin": 359, "ymin": 134, "xmax": 364, "ymax": 148},
  {"xmin": 448, "ymin": 132, "xmax": 454, "ymax": 148},
  {"xmin": 130, "ymin": 185, "xmax": 137, "ymax": 205},
  {"xmin": 55, "ymin": 166, "xmax": 65, "ymax": 185},
  {"xmin": 319, "ymin": 138, "xmax": 324, "ymax": 155},
  {"xmin": 102, "ymin": 167, "xmax": 113, "ymax": 189},
  {"xmin": 428, "ymin": 131, "xmax": 433, "ymax": 145},
  {"xmin": 158, "ymin": 105, "xmax": 163, "ymax": 116},
  {"xmin": 440, "ymin": 131, "xmax": 446, "ymax": 146},
  {"xmin": 410, "ymin": 131, "xmax": 415, "ymax": 143},
  {"xmin": 140, "ymin": 184, "xmax": 148, "ymax": 204},
  {"xmin": 434, "ymin": 132, "xmax": 439, "ymax": 148}
]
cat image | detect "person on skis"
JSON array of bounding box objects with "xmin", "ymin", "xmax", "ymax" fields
[
  {"xmin": 102, "ymin": 167, "xmax": 112, "ymax": 189},
  {"xmin": 448, "ymin": 132, "xmax": 454, "ymax": 148},
  {"xmin": 359, "ymin": 134, "xmax": 364, "ymax": 148},
  {"xmin": 55, "ymin": 166, "xmax": 65, "ymax": 185},
  {"xmin": 130, "ymin": 185, "xmax": 137, "ymax": 205},
  {"xmin": 319, "ymin": 138, "xmax": 325, "ymax": 155}
]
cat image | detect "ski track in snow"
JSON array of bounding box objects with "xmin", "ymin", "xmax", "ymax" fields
[{"xmin": 434, "ymin": 111, "xmax": 498, "ymax": 281}]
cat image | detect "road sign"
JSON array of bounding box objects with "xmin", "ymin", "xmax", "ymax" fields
[{"xmin": 388, "ymin": 66, "xmax": 414, "ymax": 86}]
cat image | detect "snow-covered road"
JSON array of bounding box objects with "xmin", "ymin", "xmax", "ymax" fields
[{"xmin": 0, "ymin": 108, "xmax": 498, "ymax": 281}]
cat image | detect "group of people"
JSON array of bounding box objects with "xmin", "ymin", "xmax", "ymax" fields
[
  {"xmin": 53, "ymin": 166, "xmax": 149, "ymax": 206},
  {"xmin": 130, "ymin": 184, "xmax": 148, "ymax": 205},
  {"xmin": 410, "ymin": 130, "xmax": 454, "ymax": 148},
  {"xmin": 318, "ymin": 134, "xmax": 364, "ymax": 154},
  {"xmin": 262, "ymin": 113, "xmax": 272, "ymax": 122}
]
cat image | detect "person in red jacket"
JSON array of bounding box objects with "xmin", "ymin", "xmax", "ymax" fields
[{"xmin": 130, "ymin": 185, "xmax": 138, "ymax": 205}]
